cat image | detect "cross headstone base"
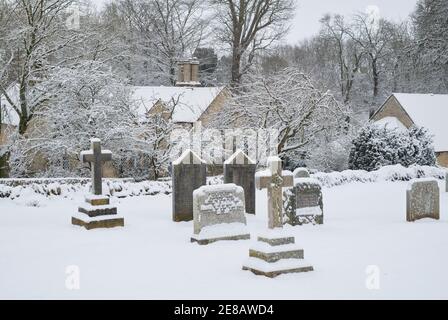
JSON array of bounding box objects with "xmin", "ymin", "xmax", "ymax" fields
[
  {"xmin": 242, "ymin": 229, "xmax": 313, "ymax": 278},
  {"xmin": 72, "ymin": 195, "xmax": 124, "ymax": 230}
]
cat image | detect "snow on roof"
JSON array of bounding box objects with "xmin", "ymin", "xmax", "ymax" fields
[
  {"xmin": 393, "ymin": 93, "xmax": 448, "ymax": 152},
  {"xmin": 0, "ymin": 83, "xmax": 20, "ymax": 126},
  {"xmin": 133, "ymin": 86, "xmax": 224, "ymax": 123},
  {"xmin": 374, "ymin": 116, "xmax": 408, "ymax": 133}
]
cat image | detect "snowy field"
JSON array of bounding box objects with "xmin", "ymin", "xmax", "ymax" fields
[{"xmin": 1, "ymin": 180, "xmax": 448, "ymax": 300}]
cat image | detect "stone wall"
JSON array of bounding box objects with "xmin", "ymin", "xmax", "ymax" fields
[
  {"xmin": 371, "ymin": 95, "xmax": 414, "ymax": 128},
  {"xmin": 1, "ymin": 124, "xmax": 15, "ymax": 178},
  {"xmin": 0, "ymin": 123, "xmax": 16, "ymax": 146},
  {"xmin": 436, "ymin": 152, "xmax": 448, "ymax": 168},
  {"xmin": 198, "ymin": 87, "xmax": 229, "ymax": 127}
]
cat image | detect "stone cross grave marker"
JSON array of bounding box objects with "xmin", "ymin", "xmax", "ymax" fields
[
  {"xmin": 406, "ymin": 178, "xmax": 440, "ymax": 222},
  {"xmin": 80, "ymin": 138, "xmax": 112, "ymax": 195},
  {"xmin": 224, "ymin": 149, "xmax": 256, "ymax": 215},
  {"xmin": 73, "ymin": 138, "xmax": 124, "ymax": 230},
  {"xmin": 243, "ymin": 156, "xmax": 313, "ymax": 277},
  {"xmin": 255, "ymin": 156, "xmax": 293, "ymax": 229},
  {"xmin": 191, "ymin": 184, "xmax": 250, "ymax": 245},
  {"xmin": 172, "ymin": 149, "xmax": 207, "ymax": 222}
]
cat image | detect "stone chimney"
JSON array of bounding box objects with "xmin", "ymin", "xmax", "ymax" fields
[{"xmin": 176, "ymin": 58, "xmax": 200, "ymax": 87}]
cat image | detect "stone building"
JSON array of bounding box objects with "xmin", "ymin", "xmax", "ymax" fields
[
  {"xmin": 0, "ymin": 59, "xmax": 228, "ymax": 177},
  {"xmin": 134, "ymin": 58, "xmax": 227, "ymax": 128},
  {"xmin": 371, "ymin": 93, "xmax": 448, "ymax": 167}
]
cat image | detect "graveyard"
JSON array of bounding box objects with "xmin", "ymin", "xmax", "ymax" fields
[
  {"xmin": 1, "ymin": 167, "xmax": 448, "ymax": 299},
  {"xmin": 1, "ymin": 0, "xmax": 448, "ymax": 304}
]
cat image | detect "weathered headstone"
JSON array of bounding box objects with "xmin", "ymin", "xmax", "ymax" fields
[
  {"xmin": 406, "ymin": 178, "xmax": 440, "ymax": 222},
  {"xmin": 293, "ymin": 167, "xmax": 310, "ymax": 178},
  {"xmin": 72, "ymin": 138, "xmax": 124, "ymax": 230},
  {"xmin": 243, "ymin": 156, "xmax": 313, "ymax": 278},
  {"xmin": 191, "ymin": 184, "xmax": 250, "ymax": 245},
  {"xmin": 224, "ymin": 149, "xmax": 256, "ymax": 215},
  {"xmin": 172, "ymin": 149, "xmax": 207, "ymax": 222},
  {"xmin": 284, "ymin": 178, "xmax": 323, "ymax": 225},
  {"xmin": 445, "ymin": 171, "xmax": 448, "ymax": 193}
]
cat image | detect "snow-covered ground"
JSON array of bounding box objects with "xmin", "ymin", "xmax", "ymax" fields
[{"xmin": 1, "ymin": 180, "xmax": 448, "ymax": 299}]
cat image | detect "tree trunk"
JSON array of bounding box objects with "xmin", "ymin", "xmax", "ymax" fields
[
  {"xmin": 231, "ymin": 48, "xmax": 242, "ymax": 85},
  {"xmin": 0, "ymin": 152, "xmax": 9, "ymax": 178},
  {"xmin": 18, "ymin": 81, "xmax": 28, "ymax": 135},
  {"xmin": 371, "ymin": 57, "xmax": 379, "ymax": 97},
  {"xmin": 170, "ymin": 58, "xmax": 176, "ymax": 86}
]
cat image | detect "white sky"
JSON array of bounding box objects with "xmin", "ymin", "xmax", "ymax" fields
[
  {"xmin": 90, "ymin": 0, "xmax": 419, "ymax": 44},
  {"xmin": 287, "ymin": 0, "xmax": 419, "ymax": 44}
]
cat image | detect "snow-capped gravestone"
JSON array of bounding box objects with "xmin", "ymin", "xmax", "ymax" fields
[
  {"xmin": 243, "ymin": 156, "xmax": 313, "ymax": 278},
  {"xmin": 293, "ymin": 167, "xmax": 310, "ymax": 178},
  {"xmin": 224, "ymin": 150, "xmax": 256, "ymax": 215},
  {"xmin": 191, "ymin": 184, "xmax": 250, "ymax": 245},
  {"xmin": 72, "ymin": 138, "xmax": 124, "ymax": 230},
  {"xmin": 406, "ymin": 178, "xmax": 440, "ymax": 222},
  {"xmin": 172, "ymin": 149, "xmax": 206, "ymax": 222},
  {"xmin": 284, "ymin": 177, "xmax": 323, "ymax": 225}
]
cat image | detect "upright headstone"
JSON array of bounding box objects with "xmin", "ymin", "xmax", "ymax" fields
[
  {"xmin": 172, "ymin": 149, "xmax": 207, "ymax": 222},
  {"xmin": 243, "ymin": 156, "xmax": 314, "ymax": 278},
  {"xmin": 191, "ymin": 184, "xmax": 250, "ymax": 245},
  {"xmin": 293, "ymin": 167, "xmax": 310, "ymax": 179},
  {"xmin": 284, "ymin": 177, "xmax": 323, "ymax": 225},
  {"xmin": 406, "ymin": 178, "xmax": 440, "ymax": 222},
  {"xmin": 72, "ymin": 138, "xmax": 124, "ymax": 230},
  {"xmin": 445, "ymin": 171, "xmax": 448, "ymax": 193},
  {"xmin": 224, "ymin": 149, "xmax": 256, "ymax": 214}
]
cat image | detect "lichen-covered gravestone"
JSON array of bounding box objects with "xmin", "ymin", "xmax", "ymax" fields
[
  {"xmin": 72, "ymin": 138, "xmax": 124, "ymax": 230},
  {"xmin": 284, "ymin": 177, "xmax": 323, "ymax": 225},
  {"xmin": 224, "ymin": 149, "xmax": 256, "ymax": 215},
  {"xmin": 191, "ymin": 184, "xmax": 250, "ymax": 245},
  {"xmin": 406, "ymin": 178, "xmax": 440, "ymax": 222},
  {"xmin": 172, "ymin": 149, "xmax": 207, "ymax": 222},
  {"xmin": 242, "ymin": 156, "xmax": 314, "ymax": 278}
]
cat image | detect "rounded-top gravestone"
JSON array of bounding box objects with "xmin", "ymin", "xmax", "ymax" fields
[{"xmin": 293, "ymin": 167, "xmax": 310, "ymax": 179}]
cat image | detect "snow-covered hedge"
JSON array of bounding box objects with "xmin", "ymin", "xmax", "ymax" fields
[
  {"xmin": 312, "ymin": 164, "xmax": 446, "ymax": 188},
  {"xmin": 0, "ymin": 176, "xmax": 224, "ymax": 200},
  {"xmin": 0, "ymin": 179, "xmax": 172, "ymax": 200},
  {"xmin": 0, "ymin": 166, "xmax": 445, "ymax": 200},
  {"xmin": 0, "ymin": 177, "xmax": 135, "ymax": 187}
]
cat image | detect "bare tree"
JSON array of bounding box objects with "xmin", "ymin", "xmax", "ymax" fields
[
  {"xmin": 113, "ymin": 0, "xmax": 207, "ymax": 85},
  {"xmin": 211, "ymin": 0, "xmax": 295, "ymax": 85},
  {"xmin": 211, "ymin": 68, "xmax": 351, "ymax": 158},
  {"xmin": 320, "ymin": 14, "xmax": 364, "ymax": 103},
  {"xmin": 412, "ymin": 0, "xmax": 448, "ymax": 92},
  {"xmin": 0, "ymin": 0, "xmax": 80, "ymax": 135},
  {"xmin": 346, "ymin": 12, "xmax": 394, "ymax": 98}
]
